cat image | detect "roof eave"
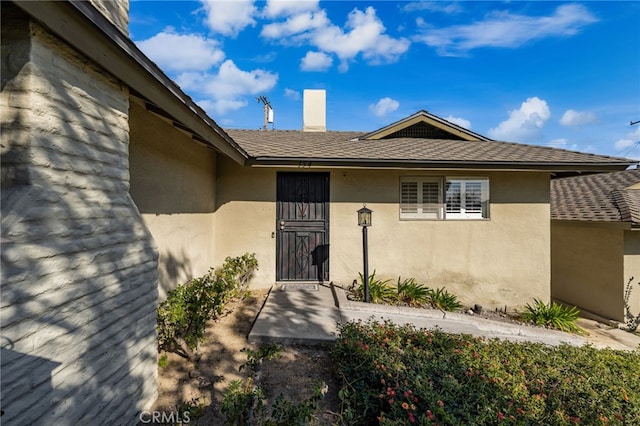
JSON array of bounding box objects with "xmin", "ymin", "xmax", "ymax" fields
[
  {"xmin": 551, "ymin": 218, "xmax": 632, "ymax": 229},
  {"xmin": 247, "ymin": 157, "xmax": 634, "ymax": 171},
  {"xmin": 12, "ymin": 0, "xmax": 248, "ymax": 164}
]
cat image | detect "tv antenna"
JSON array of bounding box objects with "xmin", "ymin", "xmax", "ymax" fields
[{"xmin": 256, "ymin": 96, "xmax": 274, "ymax": 131}]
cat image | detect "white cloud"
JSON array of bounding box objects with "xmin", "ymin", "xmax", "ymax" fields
[
  {"xmin": 196, "ymin": 98, "xmax": 248, "ymax": 117},
  {"xmin": 415, "ymin": 4, "xmax": 597, "ymax": 56},
  {"xmin": 615, "ymin": 139, "xmax": 636, "ymax": 151},
  {"xmin": 546, "ymin": 138, "xmax": 579, "ymax": 151},
  {"xmin": 263, "ymin": 0, "xmax": 319, "ymax": 18},
  {"xmin": 445, "ymin": 115, "xmax": 471, "ymax": 129},
  {"xmin": 614, "ymin": 127, "xmax": 640, "ymax": 152},
  {"xmin": 175, "ymin": 60, "xmax": 278, "ymax": 115},
  {"xmin": 300, "ymin": 51, "xmax": 333, "ymax": 71},
  {"xmin": 261, "ymin": 6, "xmax": 410, "ymax": 70},
  {"xmin": 488, "ymin": 97, "xmax": 551, "ymax": 141},
  {"xmin": 200, "ymin": 0, "xmax": 257, "ymax": 37},
  {"xmin": 559, "ymin": 109, "xmax": 598, "ymax": 126},
  {"xmin": 261, "ymin": 10, "xmax": 329, "ymax": 39},
  {"xmin": 369, "ymin": 97, "xmax": 400, "ymax": 117},
  {"xmin": 313, "ymin": 7, "xmax": 410, "ymax": 67},
  {"xmin": 136, "ymin": 31, "xmax": 225, "ymax": 72},
  {"xmin": 403, "ymin": 1, "xmax": 462, "ymax": 14},
  {"xmin": 284, "ymin": 88, "xmax": 300, "ymax": 100}
]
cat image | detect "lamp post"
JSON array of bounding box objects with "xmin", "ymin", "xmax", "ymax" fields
[{"xmin": 357, "ymin": 205, "xmax": 372, "ymax": 303}]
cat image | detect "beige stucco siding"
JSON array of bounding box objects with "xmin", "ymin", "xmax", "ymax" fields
[
  {"xmin": 215, "ymin": 159, "xmax": 277, "ymax": 285},
  {"xmin": 330, "ymin": 170, "xmax": 550, "ymax": 309},
  {"xmin": 129, "ymin": 100, "xmax": 217, "ymax": 298},
  {"xmin": 551, "ymin": 221, "xmax": 625, "ymax": 321},
  {"xmin": 624, "ymin": 230, "xmax": 640, "ymax": 318},
  {"xmin": 1, "ymin": 9, "xmax": 157, "ymax": 423},
  {"xmin": 215, "ymin": 158, "xmax": 550, "ymax": 309}
]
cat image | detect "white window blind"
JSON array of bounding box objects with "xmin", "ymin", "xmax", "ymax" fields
[
  {"xmin": 400, "ymin": 177, "xmax": 442, "ymax": 219},
  {"xmin": 400, "ymin": 177, "xmax": 489, "ymax": 220},
  {"xmin": 445, "ymin": 178, "xmax": 489, "ymax": 219}
]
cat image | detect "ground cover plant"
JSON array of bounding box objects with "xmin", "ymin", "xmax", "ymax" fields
[{"xmin": 333, "ymin": 319, "xmax": 640, "ymax": 425}]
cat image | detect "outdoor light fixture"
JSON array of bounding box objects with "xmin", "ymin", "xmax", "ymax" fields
[
  {"xmin": 357, "ymin": 205, "xmax": 372, "ymax": 227},
  {"xmin": 357, "ymin": 205, "xmax": 372, "ymax": 302}
]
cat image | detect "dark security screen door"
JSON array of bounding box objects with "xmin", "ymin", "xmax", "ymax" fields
[{"xmin": 276, "ymin": 172, "xmax": 329, "ymax": 281}]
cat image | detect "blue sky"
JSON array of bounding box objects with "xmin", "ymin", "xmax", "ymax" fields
[{"xmin": 129, "ymin": 1, "xmax": 640, "ymax": 157}]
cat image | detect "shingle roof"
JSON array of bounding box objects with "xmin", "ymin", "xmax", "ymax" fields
[
  {"xmin": 226, "ymin": 129, "xmax": 634, "ymax": 170},
  {"xmin": 551, "ymin": 169, "xmax": 640, "ymax": 224}
]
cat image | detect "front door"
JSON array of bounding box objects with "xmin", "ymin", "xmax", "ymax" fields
[{"xmin": 276, "ymin": 172, "xmax": 329, "ymax": 281}]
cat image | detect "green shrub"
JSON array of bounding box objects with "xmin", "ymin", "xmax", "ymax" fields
[
  {"xmin": 221, "ymin": 345, "xmax": 326, "ymax": 425},
  {"xmin": 521, "ymin": 298, "xmax": 584, "ymax": 334},
  {"xmin": 396, "ymin": 277, "xmax": 430, "ymax": 307},
  {"xmin": 333, "ymin": 319, "xmax": 640, "ymax": 425},
  {"xmin": 352, "ymin": 270, "xmax": 395, "ymax": 303},
  {"xmin": 220, "ymin": 379, "xmax": 263, "ymax": 426},
  {"xmin": 264, "ymin": 382, "xmax": 327, "ymax": 426},
  {"xmin": 239, "ymin": 344, "xmax": 283, "ymax": 373},
  {"xmin": 178, "ymin": 398, "xmax": 206, "ymax": 420},
  {"xmin": 624, "ymin": 277, "xmax": 640, "ymax": 333},
  {"xmin": 427, "ymin": 287, "xmax": 463, "ymax": 312},
  {"xmin": 157, "ymin": 253, "xmax": 258, "ymax": 360}
]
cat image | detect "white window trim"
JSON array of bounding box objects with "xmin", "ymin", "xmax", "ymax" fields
[
  {"xmin": 399, "ymin": 176, "xmax": 490, "ymax": 220},
  {"xmin": 444, "ymin": 177, "xmax": 490, "ymax": 220},
  {"xmin": 399, "ymin": 177, "xmax": 443, "ymax": 220}
]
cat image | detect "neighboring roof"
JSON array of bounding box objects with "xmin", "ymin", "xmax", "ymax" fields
[
  {"xmin": 551, "ymin": 168, "xmax": 640, "ymax": 225},
  {"xmin": 360, "ymin": 110, "xmax": 492, "ymax": 142},
  {"xmin": 226, "ymin": 129, "xmax": 635, "ymax": 171},
  {"xmin": 12, "ymin": 0, "xmax": 247, "ymax": 163}
]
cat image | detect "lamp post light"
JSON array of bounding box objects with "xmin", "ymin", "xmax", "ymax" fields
[{"xmin": 357, "ymin": 205, "xmax": 372, "ymax": 303}]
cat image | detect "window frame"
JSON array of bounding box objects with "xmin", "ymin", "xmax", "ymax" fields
[
  {"xmin": 399, "ymin": 176, "xmax": 490, "ymax": 221},
  {"xmin": 444, "ymin": 177, "xmax": 490, "ymax": 220},
  {"xmin": 399, "ymin": 177, "xmax": 443, "ymax": 220}
]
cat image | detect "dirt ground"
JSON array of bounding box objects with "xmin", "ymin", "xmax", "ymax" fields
[
  {"xmin": 150, "ymin": 288, "xmax": 640, "ymax": 424},
  {"xmin": 151, "ymin": 289, "xmax": 341, "ymax": 425}
]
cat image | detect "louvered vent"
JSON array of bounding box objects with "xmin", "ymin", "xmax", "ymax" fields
[{"xmin": 383, "ymin": 122, "xmax": 465, "ymax": 140}]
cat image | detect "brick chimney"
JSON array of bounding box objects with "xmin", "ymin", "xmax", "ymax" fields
[{"xmin": 303, "ymin": 89, "xmax": 326, "ymax": 132}]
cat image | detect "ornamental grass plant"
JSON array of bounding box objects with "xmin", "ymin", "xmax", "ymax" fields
[
  {"xmin": 520, "ymin": 299, "xmax": 584, "ymax": 334},
  {"xmin": 351, "ymin": 273, "xmax": 463, "ymax": 312},
  {"xmin": 333, "ymin": 319, "xmax": 640, "ymax": 425},
  {"xmin": 396, "ymin": 277, "xmax": 430, "ymax": 307}
]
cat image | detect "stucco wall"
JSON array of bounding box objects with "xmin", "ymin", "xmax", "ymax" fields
[
  {"xmin": 215, "ymin": 158, "xmax": 551, "ymax": 309},
  {"xmin": 551, "ymin": 221, "xmax": 624, "ymax": 321},
  {"xmin": 1, "ymin": 10, "xmax": 157, "ymax": 425},
  {"xmin": 623, "ymin": 230, "xmax": 640, "ymax": 318},
  {"xmin": 129, "ymin": 99, "xmax": 218, "ymax": 299}
]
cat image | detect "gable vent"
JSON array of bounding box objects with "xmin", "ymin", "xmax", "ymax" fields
[{"xmin": 383, "ymin": 122, "xmax": 466, "ymax": 140}]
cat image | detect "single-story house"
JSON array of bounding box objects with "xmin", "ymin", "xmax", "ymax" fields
[
  {"xmin": 551, "ymin": 169, "xmax": 640, "ymax": 323},
  {"xmin": 1, "ymin": 0, "xmax": 635, "ymax": 424},
  {"xmin": 218, "ymin": 102, "xmax": 632, "ymax": 311}
]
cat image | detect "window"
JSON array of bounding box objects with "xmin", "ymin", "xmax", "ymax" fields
[
  {"xmin": 400, "ymin": 177, "xmax": 442, "ymax": 219},
  {"xmin": 445, "ymin": 178, "xmax": 489, "ymax": 219},
  {"xmin": 400, "ymin": 177, "xmax": 489, "ymax": 220}
]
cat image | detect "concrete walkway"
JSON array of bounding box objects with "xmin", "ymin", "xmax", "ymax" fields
[{"xmin": 248, "ymin": 283, "xmax": 640, "ymax": 351}]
